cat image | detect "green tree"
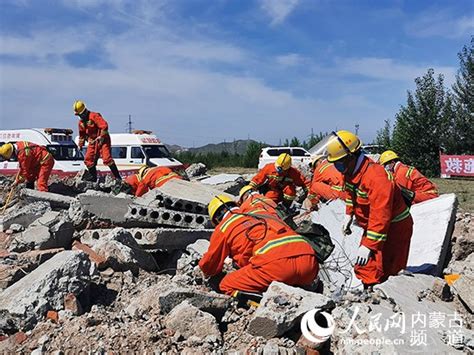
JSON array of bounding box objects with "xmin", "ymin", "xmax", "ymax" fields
[
  {"xmin": 290, "ymin": 137, "xmax": 301, "ymax": 147},
  {"xmin": 392, "ymin": 69, "xmax": 447, "ymax": 177},
  {"xmin": 243, "ymin": 141, "xmax": 265, "ymax": 168},
  {"xmin": 373, "ymin": 119, "xmax": 392, "ymax": 152}
]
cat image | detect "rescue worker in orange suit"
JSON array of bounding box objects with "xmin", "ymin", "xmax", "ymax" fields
[
  {"xmin": 199, "ymin": 195, "xmax": 319, "ymax": 295},
  {"xmin": 304, "ymin": 154, "xmax": 344, "ymax": 210},
  {"xmin": 249, "ymin": 153, "xmax": 310, "ymax": 207},
  {"xmin": 73, "ymin": 100, "xmax": 121, "ymax": 182},
  {"xmin": 327, "ymin": 131, "xmax": 413, "ymax": 287},
  {"xmin": 124, "ymin": 165, "xmax": 183, "ymax": 197},
  {"xmin": 379, "ymin": 150, "xmax": 439, "ymax": 204},
  {"xmin": 0, "ymin": 142, "xmax": 55, "ymax": 192},
  {"xmin": 238, "ymin": 185, "xmax": 279, "ymax": 216}
]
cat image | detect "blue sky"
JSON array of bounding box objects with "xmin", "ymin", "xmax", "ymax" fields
[{"xmin": 0, "ymin": 0, "xmax": 472, "ymax": 147}]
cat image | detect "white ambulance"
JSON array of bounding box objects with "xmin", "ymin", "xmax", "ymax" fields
[
  {"xmin": 0, "ymin": 128, "xmax": 85, "ymax": 177},
  {"xmin": 76, "ymin": 130, "xmax": 184, "ymax": 175}
]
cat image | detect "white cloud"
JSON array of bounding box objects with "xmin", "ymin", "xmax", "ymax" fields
[
  {"xmin": 406, "ymin": 10, "xmax": 474, "ymax": 39},
  {"xmin": 259, "ymin": 0, "xmax": 299, "ymax": 25},
  {"xmin": 275, "ymin": 53, "xmax": 303, "ymax": 67}
]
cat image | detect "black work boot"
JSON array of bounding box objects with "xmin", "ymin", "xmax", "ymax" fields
[
  {"xmin": 86, "ymin": 166, "xmax": 98, "ymax": 182},
  {"xmin": 26, "ymin": 181, "xmax": 35, "ymax": 189},
  {"xmin": 109, "ymin": 163, "xmax": 122, "ymax": 180}
]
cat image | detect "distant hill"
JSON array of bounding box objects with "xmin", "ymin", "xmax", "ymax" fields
[{"xmin": 168, "ymin": 139, "xmax": 268, "ymax": 155}]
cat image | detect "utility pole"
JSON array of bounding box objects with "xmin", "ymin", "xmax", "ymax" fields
[
  {"xmin": 355, "ymin": 124, "xmax": 360, "ymax": 136},
  {"xmin": 127, "ymin": 115, "xmax": 133, "ymax": 133}
]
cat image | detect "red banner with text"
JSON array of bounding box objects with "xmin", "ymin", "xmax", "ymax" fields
[{"xmin": 440, "ymin": 155, "xmax": 474, "ymax": 178}]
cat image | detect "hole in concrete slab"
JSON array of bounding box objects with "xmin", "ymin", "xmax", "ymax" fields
[
  {"xmin": 173, "ymin": 214, "xmax": 182, "ymax": 222},
  {"xmin": 196, "ymin": 216, "xmax": 205, "ymax": 224},
  {"xmin": 139, "ymin": 208, "xmax": 147, "ymax": 216},
  {"xmin": 134, "ymin": 231, "xmax": 143, "ymax": 240},
  {"xmin": 195, "ymin": 206, "xmax": 204, "ymax": 214},
  {"xmin": 175, "ymin": 202, "xmax": 183, "ymax": 210},
  {"xmin": 162, "ymin": 212, "xmax": 170, "ymax": 220},
  {"xmin": 92, "ymin": 231, "xmax": 100, "ymax": 239},
  {"xmin": 156, "ymin": 195, "xmax": 164, "ymax": 201},
  {"xmin": 158, "ymin": 202, "xmax": 164, "ymax": 207},
  {"xmin": 184, "ymin": 215, "xmax": 193, "ymax": 223},
  {"xmin": 164, "ymin": 198, "xmax": 173, "ymax": 206},
  {"xmin": 130, "ymin": 208, "xmax": 137, "ymax": 215},
  {"xmin": 184, "ymin": 204, "xmax": 193, "ymax": 211},
  {"xmin": 150, "ymin": 211, "xmax": 159, "ymax": 219}
]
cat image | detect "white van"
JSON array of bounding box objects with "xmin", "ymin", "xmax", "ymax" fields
[
  {"xmin": 258, "ymin": 147, "xmax": 312, "ymax": 170},
  {"xmin": 0, "ymin": 128, "xmax": 84, "ymax": 177},
  {"xmin": 76, "ymin": 130, "xmax": 184, "ymax": 174}
]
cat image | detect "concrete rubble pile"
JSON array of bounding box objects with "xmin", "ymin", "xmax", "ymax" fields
[{"xmin": 0, "ymin": 171, "xmax": 472, "ymax": 353}]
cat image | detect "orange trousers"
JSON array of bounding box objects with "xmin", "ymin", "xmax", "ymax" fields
[
  {"xmin": 355, "ymin": 216, "xmax": 413, "ymax": 285},
  {"xmin": 84, "ymin": 140, "xmax": 114, "ymax": 168},
  {"xmin": 219, "ymin": 254, "xmax": 318, "ymax": 295},
  {"xmin": 265, "ymin": 185, "xmax": 296, "ymax": 203},
  {"xmin": 28, "ymin": 158, "xmax": 54, "ymax": 192}
]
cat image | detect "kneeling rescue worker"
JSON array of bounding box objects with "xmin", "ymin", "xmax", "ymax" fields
[
  {"xmin": 0, "ymin": 141, "xmax": 55, "ymax": 192},
  {"xmin": 73, "ymin": 100, "xmax": 121, "ymax": 182},
  {"xmin": 124, "ymin": 165, "xmax": 183, "ymax": 197},
  {"xmin": 379, "ymin": 150, "xmax": 439, "ymax": 204},
  {"xmin": 249, "ymin": 153, "xmax": 310, "ymax": 206},
  {"xmin": 326, "ymin": 130, "xmax": 413, "ymax": 287},
  {"xmin": 199, "ymin": 195, "xmax": 319, "ymax": 295}
]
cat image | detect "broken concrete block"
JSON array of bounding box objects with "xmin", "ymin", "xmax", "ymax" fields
[
  {"xmin": 164, "ymin": 300, "xmax": 221, "ymax": 343},
  {"xmin": 431, "ymin": 278, "xmax": 452, "ymax": 301},
  {"xmin": 200, "ymin": 174, "xmax": 246, "ymax": 195},
  {"xmin": 8, "ymin": 212, "xmax": 74, "ymax": 252},
  {"xmin": 125, "ymin": 205, "xmax": 212, "ymax": 229},
  {"xmin": 0, "ymin": 202, "xmax": 51, "ymax": 232},
  {"xmin": 0, "ymin": 251, "xmax": 92, "ymax": 330},
  {"xmin": 135, "ymin": 189, "xmax": 208, "ymax": 215},
  {"xmin": 72, "ymin": 241, "xmax": 107, "ymax": 269},
  {"xmin": 185, "ymin": 163, "xmax": 207, "ymax": 178},
  {"xmin": 186, "ymin": 239, "xmax": 210, "ymax": 258},
  {"xmin": 453, "ymin": 275, "xmax": 473, "ymax": 313},
  {"xmin": 247, "ymin": 281, "xmax": 332, "ymax": 338},
  {"xmin": 20, "ymin": 189, "xmax": 75, "ymax": 209},
  {"xmin": 92, "ymin": 228, "xmax": 158, "ymax": 273},
  {"xmin": 77, "ymin": 190, "xmax": 133, "ymax": 224}
]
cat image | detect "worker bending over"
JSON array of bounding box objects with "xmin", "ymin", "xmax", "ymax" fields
[
  {"xmin": 379, "ymin": 150, "xmax": 439, "ymax": 204},
  {"xmin": 0, "ymin": 141, "xmax": 55, "ymax": 192},
  {"xmin": 250, "ymin": 153, "xmax": 310, "ymax": 206},
  {"xmin": 199, "ymin": 195, "xmax": 319, "ymax": 295},
  {"xmin": 305, "ymin": 155, "xmax": 344, "ymax": 209},
  {"xmin": 124, "ymin": 165, "xmax": 183, "ymax": 197},
  {"xmin": 238, "ymin": 185, "xmax": 279, "ymax": 216},
  {"xmin": 73, "ymin": 100, "xmax": 121, "ymax": 182},
  {"xmin": 327, "ymin": 131, "xmax": 413, "ymax": 287}
]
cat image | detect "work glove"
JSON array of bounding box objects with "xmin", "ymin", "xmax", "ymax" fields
[
  {"xmin": 342, "ymin": 214, "xmax": 353, "ymax": 236},
  {"xmin": 302, "ymin": 197, "xmax": 313, "ymax": 211},
  {"xmin": 355, "ymin": 245, "xmax": 372, "ymax": 266}
]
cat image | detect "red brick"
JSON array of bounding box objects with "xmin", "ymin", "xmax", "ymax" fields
[
  {"xmin": 13, "ymin": 331, "xmax": 27, "ymax": 345},
  {"xmin": 0, "ymin": 335, "xmax": 8, "ymax": 342},
  {"xmin": 46, "ymin": 310, "xmax": 59, "ymax": 323},
  {"xmin": 64, "ymin": 293, "xmax": 82, "ymax": 315},
  {"xmin": 72, "ymin": 241, "xmax": 107, "ymax": 269}
]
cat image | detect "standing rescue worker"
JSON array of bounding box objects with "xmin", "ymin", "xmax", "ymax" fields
[
  {"xmin": 305, "ymin": 154, "xmax": 344, "ymax": 209},
  {"xmin": 249, "ymin": 153, "xmax": 310, "ymax": 206},
  {"xmin": 326, "ymin": 131, "xmax": 413, "ymax": 287},
  {"xmin": 73, "ymin": 100, "xmax": 121, "ymax": 182},
  {"xmin": 0, "ymin": 142, "xmax": 55, "ymax": 192},
  {"xmin": 123, "ymin": 165, "xmax": 183, "ymax": 197},
  {"xmin": 199, "ymin": 195, "xmax": 319, "ymax": 295},
  {"xmin": 379, "ymin": 150, "xmax": 439, "ymax": 204}
]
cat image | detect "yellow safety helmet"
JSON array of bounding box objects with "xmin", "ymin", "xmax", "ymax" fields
[
  {"xmin": 327, "ymin": 130, "xmax": 362, "ymax": 163},
  {"xmin": 379, "ymin": 150, "xmax": 399, "ymax": 165},
  {"xmin": 73, "ymin": 100, "xmax": 86, "ymax": 115},
  {"xmin": 0, "ymin": 143, "xmax": 14, "ymax": 160},
  {"xmin": 275, "ymin": 153, "xmax": 292, "ymax": 170},
  {"xmin": 239, "ymin": 185, "xmax": 254, "ymax": 202},
  {"xmin": 137, "ymin": 165, "xmax": 149, "ymax": 180},
  {"xmin": 310, "ymin": 154, "xmax": 324, "ymax": 168},
  {"xmin": 208, "ymin": 195, "xmax": 236, "ymax": 225}
]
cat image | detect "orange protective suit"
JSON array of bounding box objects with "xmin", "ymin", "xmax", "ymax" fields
[
  {"xmin": 239, "ymin": 192, "xmax": 279, "ymax": 217},
  {"xmin": 344, "ymin": 157, "xmax": 413, "ymax": 285},
  {"xmin": 250, "ymin": 163, "xmax": 310, "ymax": 204},
  {"xmin": 307, "ymin": 159, "xmax": 344, "ymax": 204},
  {"xmin": 78, "ymin": 111, "xmax": 114, "ymax": 168},
  {"xmin": 15, "ymin": 141, "xmax": 54, "ymax": 192},
  {"xmin": 392, "ymin": 162, "xmax": 439, "ymax": 204},
  {"xmin": 199, "ymin": 206, "xmax": 319, "ymax": 295},
  {"xmin": 133, "ymin": 166, "xmax": 182, "ymax": 197}
]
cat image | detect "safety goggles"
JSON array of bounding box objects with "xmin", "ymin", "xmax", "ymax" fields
[{"xmin": 276, "ymin": 166, "xmax": 284, "ymax": 174}]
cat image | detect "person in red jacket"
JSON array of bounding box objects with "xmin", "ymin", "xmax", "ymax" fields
[
  {"xmin": 326, "ymin": 131, "xmax": 413, "ymax": 287},
  {"xmin": 250, "ymin": 153, "xmax": 310, "ymax": 206},
  {"xmin": 0, "ymin": 141, "xmax": 55, "ymax": 191},
  {"xmin": 199, "ymin": 195, "xmax": 319, "ymax": 295},
  {"xmin": 305, "ymin": 155, "xmax": 344, "ymax": 208},
  {"xmin": 124, "ymin": 165, "xmax": 183, "ymax": 197},
  {"xmin": 73, "ymin": 100, "xmax": 121, "ymax": 182},
  {"xmin": 379, "ymin": 150, "xmax": 439, "ymax": 204}
]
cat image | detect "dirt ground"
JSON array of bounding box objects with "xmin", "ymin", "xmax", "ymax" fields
[{"xmin": 433, "ymin": 178, "xmax": 474, "ymax": 212}]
